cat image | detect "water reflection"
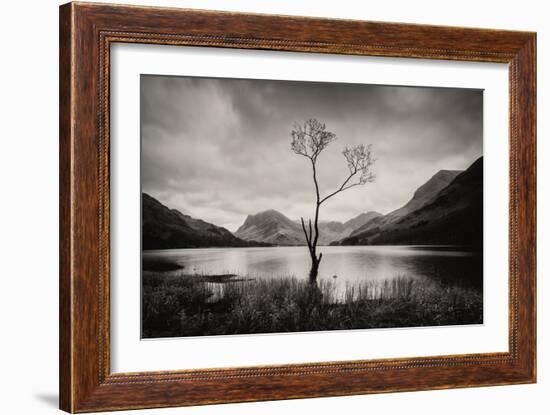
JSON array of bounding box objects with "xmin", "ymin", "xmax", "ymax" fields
[{"xmin": 143, "ymin": 245, "xmax": 482, "ymax": 290}]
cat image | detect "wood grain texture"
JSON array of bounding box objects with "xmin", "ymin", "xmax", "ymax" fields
[
  {"xmin": 59, "ymin": 3, "xmax": 73, "ymax": 412},
  {"xmin": 59, "ymin": 2, "xmax": 537, "ymax": 412}
]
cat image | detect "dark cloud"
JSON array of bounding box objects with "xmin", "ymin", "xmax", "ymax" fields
[{"xmin": 141, "ymin": 75, "xmax": 482, "ymax": 231}]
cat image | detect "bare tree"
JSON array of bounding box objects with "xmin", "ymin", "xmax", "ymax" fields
[{"xmin": 291, "ymin": 118, "xmax": 375, "ymax": 284}]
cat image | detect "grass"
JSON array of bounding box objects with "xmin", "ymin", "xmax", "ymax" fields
[{"xmin": 141, "ymin": 272, "xmax": 483, "ymax": 338}]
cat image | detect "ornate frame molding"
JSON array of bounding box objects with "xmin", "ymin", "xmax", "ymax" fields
[{"xmin": 60, "ymin": 2, "xmax": 536, "ymax": 412}]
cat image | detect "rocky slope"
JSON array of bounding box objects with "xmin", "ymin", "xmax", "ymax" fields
[
  {"xmin": 339, "ymin": 158, "xmax": 483, "ymax": 248},
  {"xmin": 235, "ymin": 210, "xmax": 305, "ymax": 246},
  {"xmin": 235, "ymin": 210, "xmax": 382, "ymax": 246},
  {"xmin": 349, "ymin": 169, "xmax": 462, "ymax": 237},
  {"xmin": 142, "ymin": 193, "xmax": 264, "ymax": 249}
]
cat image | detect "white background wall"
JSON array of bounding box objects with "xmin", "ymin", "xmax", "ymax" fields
[{"xmin": 0, "ymin": 1, "xmax": 546, "ymax": 414}]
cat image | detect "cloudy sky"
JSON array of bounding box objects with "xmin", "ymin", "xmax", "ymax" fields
[{"xmin": 141, "ymin": 75, "xmax": 482, "ymax": 232}]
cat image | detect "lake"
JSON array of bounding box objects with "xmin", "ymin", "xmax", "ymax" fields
[{"xmin": 143, "ymin": 245, "xmax": 483, "ymax": 291}]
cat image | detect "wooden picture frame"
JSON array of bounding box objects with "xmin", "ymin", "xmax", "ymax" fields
[{"xmin": 59, "ymin": 2, "xmax": 536, "ymax": 412}]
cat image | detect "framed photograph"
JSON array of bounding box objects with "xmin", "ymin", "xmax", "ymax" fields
[{"xmin": 59, "ymin": 2, "xmax": 536, "ymax": 412}]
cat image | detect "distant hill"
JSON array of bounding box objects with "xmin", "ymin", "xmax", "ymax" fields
[
  {"xmin": 338, "ymin": 158, "xmax": 483, "ymax": 248},
  {"xmin": 343, "ymin": 211, "xmax": 383, "ymax": 232},
  {"xmin": 235, "ymin": 210, "xmax": 382, "ymax": 246},
  {"xmin": 143, "ymin": 158, "xmax": 481, "ymax": 250},
  {"xmin": 142, "ymin": 193, "xmax": 266, "ymax": 249},
  {"xmin": 235, "ymin": 210, "xmax": 306, "ymax": 245},
  {"xmin": 349, "ymin": 169, "xmax": 461, "ymax": 238},
  {"xmin": 317, "ymin": 212, "xmax": 382, "ymax": 244}
]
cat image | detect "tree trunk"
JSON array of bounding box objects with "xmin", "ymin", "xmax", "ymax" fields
[{"xmin": 308, "ymin": 252, "xmax": 322, "ymax": 284}]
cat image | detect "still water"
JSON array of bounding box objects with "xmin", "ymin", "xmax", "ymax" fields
[{"xmin": 143, "ymin": 246, "xmax": 483, "ymax": 290}]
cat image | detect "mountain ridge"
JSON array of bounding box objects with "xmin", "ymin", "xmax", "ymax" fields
[
  {"xmin": 235, "ymin": 210, "xmax": 382, "ymax": 246},
  {"xmin": 142, "ymin": 159, "xmax": 481, "ymax": 250},
  {"xmin": 142, "ymin": 193, "xmax": 268, "ymax": 249},
  {"xmin": 349, "ymin": 169, "xmax": 462, "ymax": 237},
  {"xmin": 236, "ymin": 210, "xmax": 305, "ymax": 245},
  {"xmin": 338, "ymin": 158, "xmax": 483, "ymax": 247}
]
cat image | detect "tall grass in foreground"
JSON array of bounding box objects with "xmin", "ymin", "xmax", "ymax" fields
[{"xmin": 142, "ymin": 273, "xmax": 482, "ymax": 338}]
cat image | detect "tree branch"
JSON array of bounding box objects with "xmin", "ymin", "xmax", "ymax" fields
[
  {"xmin": 319, "ymin": 169, "xmax": 359, "ymax": 204},
  {"xmin": 311, "ymin": 159, "xmax": 320, "ymax": 204},
  {"xmin": 319, "ymin": 144, "xmax": 376, "ymax": 205},
  {"xmin": 301, "ymin": 217, "xmax": 311, "ymax": 249}
]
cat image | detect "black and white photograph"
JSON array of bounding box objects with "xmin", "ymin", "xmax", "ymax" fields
[
  {"xmin": 2, "ymin": 0, "xmax": 544, "ymax": 413},
  {"xmin": 140, "ymin": 75, "xmax": 484, "ymax": 338}
]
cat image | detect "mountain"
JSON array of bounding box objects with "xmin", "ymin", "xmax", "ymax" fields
[
  {"xmin": 343, "ymin": 211, "xmax": 383, "ymax": 231},
  {"xmin": 339, "ymin": 157, "xmax": 483, "ymax": 248},
  {"xmin": 235, "ymin": 210, "xmax": 382, "ymax": 246},
  {"xmin": 235, "ymin": 210, "xmax": 305, "ymax": 246},
  {"xmin": 349, "ymin": 169, "xmax": 461, "ymax": 237},
  {"xmin": 317, "ymin": 212, "xmax": 382, "ymax": 244},
  {"xmin": 142, "ymin": 193, "xmax": 265, "ymax": 249}
]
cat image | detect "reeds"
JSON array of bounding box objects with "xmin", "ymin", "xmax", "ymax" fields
[{"xmin": 142, "ymin": 272, "xmax": 483, "ymax": 338}]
